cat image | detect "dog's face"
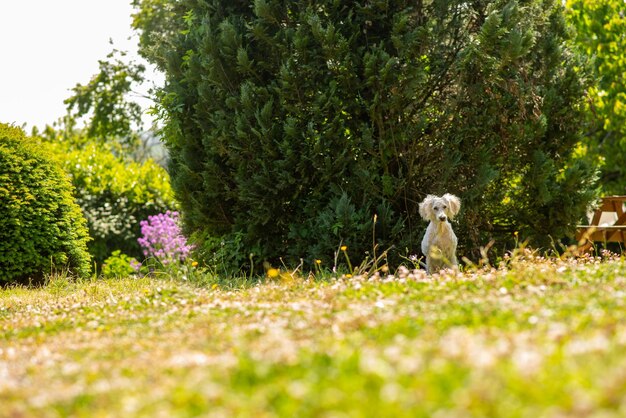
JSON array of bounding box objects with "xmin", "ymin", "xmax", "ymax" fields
[{"xmin": 419, "ymin": 194, "xmax": 461, "ymax": 223}]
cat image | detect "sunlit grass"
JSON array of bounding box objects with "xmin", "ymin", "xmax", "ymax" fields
[{"xmin": 1, "ymin": 252, "xmax": 626, "ymax": 417}]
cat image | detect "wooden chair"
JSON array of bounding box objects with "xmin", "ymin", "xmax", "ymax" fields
[{"xmin": 576, "ymin": 195, "xmax": 626, "ymax": 246}]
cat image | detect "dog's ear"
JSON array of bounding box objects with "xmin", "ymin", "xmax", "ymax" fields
[
  {"xmin": 443, "ymin": 194, "xmax": 461, "ymax": 218},
  {"xmin": 419, "ymin": 195, "xmax": 435, "ymax": 220}
]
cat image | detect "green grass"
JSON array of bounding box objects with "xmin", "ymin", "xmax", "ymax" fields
[{"xmin": 2, "ymin": 253, "xmax": 626, "ymax": 417}]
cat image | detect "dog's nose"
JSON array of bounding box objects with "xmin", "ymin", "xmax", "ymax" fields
[{"xmin": 438, "ymin": 215, "xmax": 447, "ymax": 222}]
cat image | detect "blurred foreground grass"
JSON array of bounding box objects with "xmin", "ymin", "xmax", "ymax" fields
[{"xmin": 1, "ymin": 253, "xmax": 626, "ymax": 417}]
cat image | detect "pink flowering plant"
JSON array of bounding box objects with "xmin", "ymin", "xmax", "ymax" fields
[{"xmin": 137, "ymin": 211, "xmax": 194, "ymax": 268}]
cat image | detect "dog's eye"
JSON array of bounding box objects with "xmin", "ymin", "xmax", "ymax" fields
[
  {"xmin": 443, "ymin": 205, "xmax": 447, "ymax": 209},
  {"xmin": 433, "ymin": 206, "xmax": 438, "ymax": 211}
]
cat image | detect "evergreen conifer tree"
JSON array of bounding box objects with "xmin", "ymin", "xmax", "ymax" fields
[{"xmin": 134, "ymin": 0, "xmax": 597, "ymax": 271}]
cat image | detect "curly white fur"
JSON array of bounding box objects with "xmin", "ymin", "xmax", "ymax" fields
[{"xmin": 419, "ymin": 193, "xmax": 461, "ymax": 274}]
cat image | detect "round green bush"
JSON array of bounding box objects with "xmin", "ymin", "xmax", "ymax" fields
[
  {"xmin": 0, "ymin": 124, "xmax": 91, "ymax": 283},
  {"xmin": 47, "ymin": 140, "xmax": 176, "ymax": 266}
]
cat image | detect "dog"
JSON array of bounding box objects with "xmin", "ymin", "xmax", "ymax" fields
[{"xmin": 419, "ymin": 193, "xmax": 461, "ymax": 274}]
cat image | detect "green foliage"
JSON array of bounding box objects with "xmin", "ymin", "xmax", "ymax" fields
[
  {"xmin": 64, "ymin": 49, "xmax": 146, "ymax": 150},
  {"xmin": 134, "ymin": 0, "xmax": 597, "ymax": 271},
  {"xmin": 101, "ymin": 250, "xmax": 138, "ymax": 278},
  {"xmin": 0, "ymin": 124, "xmax": 91, "ymax": 283},
  {"xmin": 45, "ymin": 139, "xmax": 176, "ymax": 267},
  {"xmin": 566, "ymin": 0, "xmax": 626, "ymax": 193},
  {"xmin": 131, "ymin": 0, "xmax": 185, "ymax": 68}
]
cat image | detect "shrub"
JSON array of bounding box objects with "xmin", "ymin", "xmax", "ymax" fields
[
  {"xmin": 135, "ymin": 0, "xmax": 597, "ymax": 271},
  {"xmin": 101, "ymin": 250, "xmax": 138, "ymax": 278},
  {"xmin": 137, "ymin": 211, "xmax": 193, "ymax": 266},
  {"xmin": 0, "ymin": 124, "xmax": 91, "ymax": 283},
  {"xmin": 46, "ymin": 140, "xmax": 176, "ymax": 266}
]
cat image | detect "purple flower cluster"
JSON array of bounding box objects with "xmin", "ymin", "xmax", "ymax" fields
[
  {"xmin": 130, "ymin": 258, "xmax": 142, "ymax": 272},
  {"xmin": 137, "ymin": 211, "xmax": 193, "ymax": 265}
]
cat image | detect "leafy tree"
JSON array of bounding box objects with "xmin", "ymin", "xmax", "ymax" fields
[
  {"xmin": 64, "ymin": 48, "xmax": 147, "ymax": 151},
  {"xmin": 133, "ymin": 0, "xmax": 597, "ymax": 271},
  {"xmin": 566, "ymin": 0, "xmax": 626, "ymax": 194},
  {"xmin": 131, "ymin": 0, "xmax": 186, "ymax": 67}
]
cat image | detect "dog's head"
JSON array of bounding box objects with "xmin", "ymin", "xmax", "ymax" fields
[{"xmin": 419, "ymin": 193, "xmax": 461, "ymax": 223}]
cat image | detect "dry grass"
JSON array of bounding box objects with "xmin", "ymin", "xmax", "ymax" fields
[{"xmin": 1, "ymin": 252, "xmax": 626, "ymax": 417}]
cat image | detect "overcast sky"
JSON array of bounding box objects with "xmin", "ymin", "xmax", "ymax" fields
[{"xmin": 0, "ymin": 0, "xmax": 155, "ymax": 130}]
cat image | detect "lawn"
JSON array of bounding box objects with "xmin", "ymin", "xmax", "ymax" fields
[{"xmin": 1, "ymin": 253, "xmax": 626, "ymax": 417}]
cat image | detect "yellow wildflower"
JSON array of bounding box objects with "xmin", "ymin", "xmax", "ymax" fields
[
  {"xmin": 267, "ymin": 268, "xmax": 280, "ymax": 278},
  {"xmin": 340, "ymin": 245, "xmax": 348, "ymax": 251}
]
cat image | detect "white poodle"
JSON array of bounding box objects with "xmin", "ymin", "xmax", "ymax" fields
[{"xmin": 419, "ymin": 193, "xmax": 461, "ymax": 274}]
